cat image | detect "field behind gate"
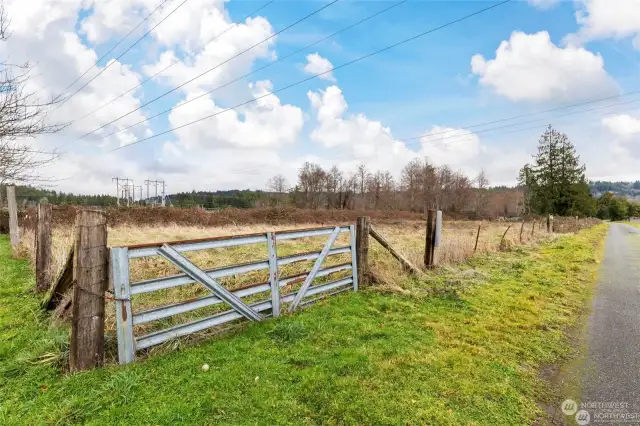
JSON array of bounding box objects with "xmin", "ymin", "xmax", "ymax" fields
[
  {"xmin": 0, "ymin": 225, "xmax": 609, "ymax": 425},
  {"xmin": 15, "ymin": 216, "xmax": 591, "ymax": 360}
]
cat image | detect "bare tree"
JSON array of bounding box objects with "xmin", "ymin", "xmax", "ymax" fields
[
  {"xmin": 0, "ymin": 3, "xmax": 64, "ymax": 203},
  {"xmin": 475, "ymin": 169, "xmax": 490, "ymax": 216},
  {"xmin": 266, "ymin": 174, "xmax": 288, "ymax": 193}
]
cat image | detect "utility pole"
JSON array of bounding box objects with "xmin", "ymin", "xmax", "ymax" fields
[
  {"xmin": 135, "ymin": 186, "xmax": 143, "ymax": 204},
  {"xmin": 112, "ymin": 177, "xmax": 130, "ymax": 207},
  {"xmin": 144, "ymin": 179, "xmax": 166, "ymax": 207},
  {"xmin": 144, "ymin": 180, "xmax": 150, "ymax": 205}
]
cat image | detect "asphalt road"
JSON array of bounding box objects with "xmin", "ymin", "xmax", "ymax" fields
[{"xmin": 579, "ymin": 223, "xmax": 640, "ymax": 424}]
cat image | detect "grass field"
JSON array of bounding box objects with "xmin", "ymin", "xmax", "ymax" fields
[
  {"xmin": 16, "ymin": 220, "xmax": 552, "ymax": 344},
  {"xmin": 0, "ymin": 224, "xmax": 607, "ymax": 425}
]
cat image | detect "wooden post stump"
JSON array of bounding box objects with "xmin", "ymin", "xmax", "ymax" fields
[
  {"xmin": 424, "ymin": 209, "xmax": 436, "ymax": 268},
  {"xmin": 473, "ymin": 223, "xmax": 481, "ymax": 253},
  {"xmin": 6, "ymin": 185, "xmax": 19, "ymax": 248},
  {"xmin": 35, "ymin": 202, "xmax": 52, "ymax": 292},
  {"xmin": 70, "ymin": 209, "xmax": 108, "ymax": 372},
  {"xmin": 356, "ymin": 217, "xmax": 370, "ymax": 286}
]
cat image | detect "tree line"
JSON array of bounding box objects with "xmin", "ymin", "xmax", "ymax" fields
[{"xmin": 266, "ymin": 159, "xmax": 520, "ymax": 217}]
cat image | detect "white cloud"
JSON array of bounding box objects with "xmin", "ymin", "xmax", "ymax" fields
[
  {"xmin": 566, "ymin": 0, "xmax": 640, "ymax": 48},
  {"xmin": 471, "ymin": 31, "xmax": 618, "ymax": 102},
  {"xmin": 419, "ymin": 127, "xmax": 481, "ymax": 167},
  {"xmin": 527, "ymin": 0, "xmax": 559, "ymax": 10},
  {"xmin": 305, "ymin": 85, "xmax": 519, "ymax": 182},
  {"xmin": 142, "ymin": 2, "xmax": 274, "ymax": 97},
  {"xmin": 167, "ymin": 80, "xmax": 304, "ymax": 150},
  {"xmin": 602, "ymin": 114, "xmax": 640, "ymax": 138},
  {"xmin": 303, "ymin": 53, "xmax": 336, "ymax": 81},
  {"xmin": 2, "ymin": 0, "xmax": 151, "ymax": 149}
]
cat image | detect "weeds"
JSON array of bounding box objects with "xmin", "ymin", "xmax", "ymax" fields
[{"xmin": 0, "ymin": 226, "xmax": 608, "ymax": 424}]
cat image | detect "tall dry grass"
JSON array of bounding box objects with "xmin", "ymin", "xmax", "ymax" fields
[{"xmin": 16, "ymin": 217, "xmax": 593, "ymax": 352}]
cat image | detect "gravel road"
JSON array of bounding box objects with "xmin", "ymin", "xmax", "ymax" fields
[{"xmin": 578, "ymin": 223, "xmax": 640, "ymax": 424}]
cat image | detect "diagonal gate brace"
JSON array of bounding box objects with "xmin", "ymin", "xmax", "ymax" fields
[
  {"xmin": 158, "ymin": 244, "xmax": 263, "ymax": 322},
  {"xmin": 288, "ymin": 226, "xmax": 341, "ymax": 312}
]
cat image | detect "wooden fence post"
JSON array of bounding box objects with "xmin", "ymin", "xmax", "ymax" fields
[
  {"xmin": 531, "ymin": 221, "xmax": 535, "ymax": 237},
  {"xmin": 356, "ymin": 217, "xmax": 369, "ymax": 286},
  {"xmin": 6, "ymin": 185, "xmax": 19, "ymax": 248},
  {"xmin": 70, "ymin": 209, "xmax": 108, "ymax": 372},
  {"xmin": 35, "ymin": 202, "xmax": 52, "ymax": 292},
  {"xmin": 424, "ymin": 209, "xmax": 436, "ymax": 268},
  {"xmin": 519, "ymin": 221, "xmax": 525, "ymax": 243},
  {"xmin": 473, "ymin": 223, "xmax": 481, "ymax": 253},
  {"xmin": 500, "ymin": 225, "xmax": 512, "ymax": 248},
  {"xmin": 547, "ymin": 215, "xmax": 553, "ymax": 233}
]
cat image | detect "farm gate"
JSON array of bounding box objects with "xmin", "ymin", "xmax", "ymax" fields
[{"xmin": 110, "ymin": 225, "xmax": 358, "ymax": 364}]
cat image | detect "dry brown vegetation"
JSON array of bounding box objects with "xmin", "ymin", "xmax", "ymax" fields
[{"xmin": 14, "ymin": 212, "xmax": 598, "ymax": 360}]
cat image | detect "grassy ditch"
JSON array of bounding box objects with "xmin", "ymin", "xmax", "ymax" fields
[{"xmin": 1, "ymin": 225, "xmax": 607, "ymax": 425}]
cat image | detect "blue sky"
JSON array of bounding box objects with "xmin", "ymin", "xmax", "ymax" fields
[{"xmin": 6, "ymin": 0, "xmax": 640, "ymax": 194}]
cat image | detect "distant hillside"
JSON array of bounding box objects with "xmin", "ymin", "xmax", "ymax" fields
[{"xmin": 590, "ymin": 181, "xmax": 640, "ymax": 200}]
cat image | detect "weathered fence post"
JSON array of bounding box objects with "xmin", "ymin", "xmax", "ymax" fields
[
  {"xmin": 531, "ymin": 221, "xmax": 535, "ymax": 237},
  {"xmin": 519, "ymin": 221, "xmax": 525, "ymax": 243},
  {"xmin": 266, "ymin": 232, "xmax": 280, "ymax": 317},
  {"xmin": 500, "ymin": 225, "xmax": 512, "ymax": 248},
  {"xmin": 6, "ymin": 185, "xmax": 19, "ymax": 248},
  {"xmin": 473, "ymin": 223, "xmax": 481, "ymax": 253},
  {"xmin": 547, "ymin": 215, "xmax": 554, "ymax": 233},
  {"xmin": 424, "ymin": 209, "xmax": 436, "ymax": 268},
  {"xmin": 356, "ymin": 217, "xmax": 369, "ymax": 285},
  {"xmin": 35, "ymin": 202, "xmax": 52, "ymax": 292},
  {"xmin": 70, "ymin": 209, "xmax": 108, "ymax": 372}
]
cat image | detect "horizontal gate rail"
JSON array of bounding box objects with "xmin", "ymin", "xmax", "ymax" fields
[
  {"xmin": 135, "ymin": 277, "xmax": 354, "ymax": 350},
  {"xmin": 158, "ymin": 244, "xmax": 263, "ymax": 322},
  {"xmin": 275, "ymin": 226, "xmax": 350, "ymax": 241},
  {"xmin": 111, "ymin": 223, "xmax": 358, "ymax": 363},
  {"xmin": 132, "ymin": 263, "xmax": 353, "ymax": 325},
  {"xmin": 131, "ymin": 245, "xmax": 351, "ymax": 295},
  {"xmin": 126, "ymin": 226, "xmax": 350, "ymax": 258}
]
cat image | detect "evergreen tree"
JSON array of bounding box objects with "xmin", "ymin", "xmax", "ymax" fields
[{"xmin": 518, "ymin": 126, "xmax": 592, "ymax": 216}]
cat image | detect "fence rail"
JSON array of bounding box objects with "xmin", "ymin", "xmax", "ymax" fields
[{"xmin": 110, "ymin": 224, "xmax": 358, "ymax": 364}]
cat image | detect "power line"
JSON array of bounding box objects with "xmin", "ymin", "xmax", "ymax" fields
[
  {"xmin": 78, "ymin": 0, "xmax": 342, "ymax": 139},
  {"xmin": 398, "ymin": 89, "xmax": 640, "ymax": 143},
  {"xmin": 53, "ymin": 0, "xmax": 192, "ymax": 112},
  {"xmin": 401, "ymin": 95, "xmax": 640, "ymax": 144},
  {"xmin": 417, "ymin": 101, "xmax": 640, "ymax": 152},
  {"xmin": 71, "ymin": 0, "xmax": 275, "ymax": 126},
  {"xmin": 99, "ymin": 0, "xmax": 410, "ymax": 142},
  {"xmin": 108, "ymin": 0, "xmax": 513, "ymax": 153},
  {"xmin": 53, "ymin": 0, "xmax": 172, "ymax": 103}
]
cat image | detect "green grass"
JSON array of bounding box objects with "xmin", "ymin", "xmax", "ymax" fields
[{"xmin": 0, "ymin": 226, "xmax": 607, "ymax": 425}]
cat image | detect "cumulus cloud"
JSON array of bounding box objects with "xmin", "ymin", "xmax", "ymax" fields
[
  {"xmin": 565, "ymin": 0, "xmax": 640, "ymax": 48},
  {"xmin": 419, "ymin": 127, "xmax": 481, "ymax": 167},
  {"xmin": 303, "ymin": 53, "xmax": 336, "ymax": 81},
  {"xmin": 602, "ymin": 114, "xmax": 640, "ymax": 138},
  {"xmin": 305, "ymin": 85, "xmax": 513, "ymax": 181},
  {"xmin": 142, "ymin": 1, "xmax": 274, "ymax": 96},
  {"xmin": 471, "ymin": 31, "xmax": 618, "ymax": 102},
  {"xmin": 167, "ymin": 80, "xmax": 304, "ymax": 150},
  {"xmin": 2, "ymin": 0, "xmax": 151, "ymax": 149}
]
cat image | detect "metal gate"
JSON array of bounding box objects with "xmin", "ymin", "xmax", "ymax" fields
[{"xmin": 110, "ymin": 225, "xmax": 358, "ymax": 364}]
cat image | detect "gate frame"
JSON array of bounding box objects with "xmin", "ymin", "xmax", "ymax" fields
[{"xmin": 110, "ymin": 225, "xmax": 358, "ymax": 364}]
